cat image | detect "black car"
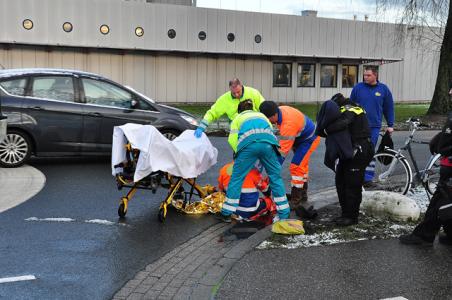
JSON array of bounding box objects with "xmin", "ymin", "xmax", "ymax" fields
[{"xmin": 0, "ymin": 68, "xmax": 198, "ymax": 167}]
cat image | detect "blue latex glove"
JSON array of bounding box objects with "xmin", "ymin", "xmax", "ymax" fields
[
  {"xmin": 277, "ymin": 155, "xmax": 285, "ymax": 165},
  {"xmin": 194, "ymin": 127, "xmax": 204, "ymax": 138}
]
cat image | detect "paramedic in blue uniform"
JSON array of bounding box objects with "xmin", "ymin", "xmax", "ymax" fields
[
  {"xmin": 350, "ymin": 65, "xmax": 395, "ymax": 184},
  {"xmin": 215, "ymin": 100, "xmax": 290, "ymax": 223}
]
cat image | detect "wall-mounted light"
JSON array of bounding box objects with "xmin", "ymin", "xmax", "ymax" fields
[
  {"xmin": 167, "ymin": 29, "xmax": 176, "ymax": 39},
  {"xmin": 22, "ymin": 19, "xmax": 33, "ymax": 30},
  {"xmin": 227, "ymin": 33, "xmax": 235, "ymax": 42},
  {"xmin": 62, "ymin": 22, "xmax": 73, "ymax": 33},
  {"xmin": 198, "ymin": 31, "xmax": 206, "ymax": 41},
  {"xmin": 135, "ymin": 26, "xmax": 144, "ymax": 37},
  {"xmin": 100, "ymin": 24, "xmax": 110, "ymax": 35},
  {"xmin": 254, "ymin": 34, "xmax": 262, "ymax": 44}
]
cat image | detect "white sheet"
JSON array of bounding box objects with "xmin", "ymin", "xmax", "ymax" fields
[{"xmin": 112, "ymin": 124, "xmax": 218, "ymax": 182}]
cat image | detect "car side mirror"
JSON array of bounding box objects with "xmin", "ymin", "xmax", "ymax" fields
[{"xmin": 130, "ymin": 99, "xmax": 138, "ymax": 109}]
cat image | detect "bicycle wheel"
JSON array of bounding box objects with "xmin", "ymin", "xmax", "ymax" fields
[
  {"xmin": 367, "ymin": 152, "xmax": 412, "ymax": 195},
  {"xmin": 426, "ymin": 154, "xmax": 442, "ymax": 195}
]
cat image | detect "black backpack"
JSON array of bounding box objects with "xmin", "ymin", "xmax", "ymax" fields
[{"xmin": 377, "ymin": 131, "xmax": 394, "ymax": 165}]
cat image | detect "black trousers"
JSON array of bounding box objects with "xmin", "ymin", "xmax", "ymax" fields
[
  {"xmin": 336, "ymin": 140, "xmax": 374, "ymax": 219},
  {"xmin": 412, "ymin": 166, "xmax": 452, "ymax": 242}
]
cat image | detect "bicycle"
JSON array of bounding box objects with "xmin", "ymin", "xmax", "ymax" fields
[{"xmin": 365, "ymin": 118, "xmax": 442, "ymax": 196}]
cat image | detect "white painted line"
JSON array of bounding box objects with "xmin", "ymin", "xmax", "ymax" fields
[
  {"xmin": 25, "ymin": 217, "xmax": 75, "ymax": 222},
  {"xmin": 85, "ymin": 219, "xmax": 115, "ymax": 226},
  {"xmin": 0, "ymin": 275, "xmax": 36, "ymax": 284},
  {"xmin": 381, "ymin": 297, "xmax": 408, "ymax": 300}
]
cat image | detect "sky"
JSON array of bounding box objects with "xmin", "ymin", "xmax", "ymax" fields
[{"xmin": 196, "ymin": 0, "xmax": 405, "ymax": 23}]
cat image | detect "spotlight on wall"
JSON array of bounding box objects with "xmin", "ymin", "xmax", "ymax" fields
[
  {"xmin": 22, "ymin": 19, "xmax": 33, "ymax": 30},
  {"xmin": 135, "ymin": 27, "xmax": 144, "ymax": 37},
  {"xmin": 62, "ymin": 22, "xmax": 73, "ymax": 33},
  {"xmin": 100, "ymin": 24, "xmax": 110, "ymax": 35}
]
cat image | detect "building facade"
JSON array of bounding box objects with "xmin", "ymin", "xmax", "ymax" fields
[{"xmin": 0, "ymin": 0, "xmax": 440, "ymax": 103}]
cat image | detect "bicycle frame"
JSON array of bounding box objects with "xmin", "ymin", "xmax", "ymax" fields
[{"xmin": 378, "ymin": 120, "xmax": 440, "ymax": 193}]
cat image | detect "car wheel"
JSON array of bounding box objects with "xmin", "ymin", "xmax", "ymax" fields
[
  {"xmin": 160, "ymin": 129, "xmax": 180, "ymax": 141},
  {"xmin": 0, "ymin": 130, "xmax": 32, "ymax": 168}
]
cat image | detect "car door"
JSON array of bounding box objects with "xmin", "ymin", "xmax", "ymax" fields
[
  {"xmin": 23, "ymin": 75, "xmax": 83, "ymax": 154},
  {"xmin": 79, "ymin": 77, "xmax": 158, "ymax": 153}
]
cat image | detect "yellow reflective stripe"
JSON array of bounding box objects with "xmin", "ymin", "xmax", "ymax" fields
[{"xmin": 340, "ymin": 105, "xmax": 364, "ymax": 115}]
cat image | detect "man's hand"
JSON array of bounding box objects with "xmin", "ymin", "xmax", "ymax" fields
[
  {"xmin": 194, "ymin": 127, "xmax": 204, "ymax": 138},
  {"xmin": 386, "ymin": 127, "xmax": 394, "ymax": 135}
]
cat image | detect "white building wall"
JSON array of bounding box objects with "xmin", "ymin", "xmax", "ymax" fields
[{"xmin": 0, "ymin": 0, "xmax": 441, "ymax": 103}]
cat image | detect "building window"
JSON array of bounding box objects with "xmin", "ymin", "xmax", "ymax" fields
[
  {"xmin": 100, "ymin": 24, "xmax": 110, "ymax": 35},
  {"xmin": 167, "ymin": 29, "xmax": 176, "ymax": 39},
  {"xmin": 227, "ymin": 33, "xmax": 235, "ymax": 42},
  {"xmin": 254, "ymin": 34, "xmax": 262, "ymax": 44},
  {"xmin": 198, "ymin": 31, "xmax": 206, "ymax": 40},
  {"xmin": 363, "ymin": 65, "xmax": 379, "ymax": 81},
  {"xmin": 342, "ymin": 65, "xmax": 358, "ymax": 88},
  {"xmin": 297, "ymin": 64, "xmax": 315, "ymax": 87},
  {"xmin": 273, "ymin": 62, "xmax": 292, "ymax": 87},
  {"xmin": 22, "ymin": 19, "xmax": 33, "ymax": 30},
  {"xmin": 135, "ymin": 27, "xmax": 144, "ymax": 37},
  {"xmin": 62, "ymin": 22, "xmax": 73, "ymax": 33},
  {"xmin": 320, "ymin": 64, "xmax": 337, "ymax": 88}
]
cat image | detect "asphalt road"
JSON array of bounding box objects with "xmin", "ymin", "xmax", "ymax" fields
[
  {"xmin": 217, "ymin": 238, "xmax": 452, "ymax": 300},
  {"xmin": 0, "ymin": 131, "xmax": 438, "ymax": 299}
]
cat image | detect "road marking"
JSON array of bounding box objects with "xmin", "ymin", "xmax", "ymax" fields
[
  {"xmin": 25, "ymin": 217, "xmax": 129, "ymax": 227},
  {"xmin": 85, "ymin": 219, "xmax": 115, "ymax": 226},
  {"xmin": 381, "ymin": 297, "xmax": 408, "ymax": 300},
  {"xmin": 0, "ymin": 275, "xmax": 36, "ymax": 284},
  {"xmin": 25, "ymin": 217, "xmax": 75, "ymax": 222}
]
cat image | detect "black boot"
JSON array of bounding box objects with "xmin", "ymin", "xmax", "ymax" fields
[
  {"xmin": 296, "ymin": 183, "xmax": 317, "ymax": 219},
  {"xmin": 289, "ymin": 186, "xmax": 302, "ymax": 211}
]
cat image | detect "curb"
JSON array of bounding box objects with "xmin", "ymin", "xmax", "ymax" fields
[
  {"xmin": 113, "ymin": 188, "xmax": 339, "ymax": 300},
  {"xmin": 0, "ymin": 165, "xmax": 46, "ymax": 213}
]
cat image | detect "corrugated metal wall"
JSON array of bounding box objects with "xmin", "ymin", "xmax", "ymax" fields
[
  {"xmin": 0, "ymin": 46, "xmax": 438, "ymax": 103},
  {"xmin": 0, "ymin": 0, "xmax": 440, "ymax": 103}
]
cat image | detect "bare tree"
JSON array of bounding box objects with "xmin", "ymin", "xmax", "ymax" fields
[{"xmin": 378, "ymin": 0, "xmax": 451, "ymax": 114}]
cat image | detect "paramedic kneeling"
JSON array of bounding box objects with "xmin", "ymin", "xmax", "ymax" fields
[
  {"xmin": 218, "ymin": 161, "xmax": 270, "ymax": 221},
  {"xmin": 215, "ymin": 100, "xmax": 290, "ymax": 222}
]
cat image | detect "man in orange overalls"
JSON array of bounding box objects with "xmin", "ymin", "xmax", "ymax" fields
[
  {"xmin": 218, "ymin": 161, "xmax": 275, "ymax": 221},
  {"xmin": 260, "ymin": 101, "xmax": 320, "ymax": 219}
]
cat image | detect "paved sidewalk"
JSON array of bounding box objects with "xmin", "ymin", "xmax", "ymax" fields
[
  {"xmin": 113, "ymin": 188, "xmax": 339, "ymax": 300},
  {"xmin": 0, "ymin": 165, "xmax": 45, "ymax": 213}
]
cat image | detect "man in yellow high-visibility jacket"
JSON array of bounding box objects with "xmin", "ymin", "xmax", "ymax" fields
[{"xmin": 194, "ymin": 78, "xmax": 265, "ymax": 138}]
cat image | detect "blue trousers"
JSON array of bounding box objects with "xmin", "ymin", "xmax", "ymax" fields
[
  {"xmin": 222, "ymin": 142, "xmax": 290, "ymax": 220},
  {"xmin": 364, "ymin": 127, "xmax": 380, "ymax": 182}
]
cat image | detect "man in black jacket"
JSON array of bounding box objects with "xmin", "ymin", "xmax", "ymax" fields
[
  {"xmin": 316, "ymin": 94, "xmax": 374, "ymax": 226},
  {"xmin": 400, "ymin": 112, "xmax": 452, "ymax": 246}
]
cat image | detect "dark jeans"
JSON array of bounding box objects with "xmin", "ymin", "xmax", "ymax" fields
[
  {"xmin": 412, "ymin": 166, "xmax": 452, "ymax": 242},
  {"xmin": 336, "ymin": 139, "xmax": 374, "ymax": 219}
]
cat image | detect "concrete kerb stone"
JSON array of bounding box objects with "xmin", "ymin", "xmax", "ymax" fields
[
  {"xmin": 0, "ymin": 165, "xmax": 46, "ymax": 213},
  {"xmin": 114, "ymin": 188, "xmax": 339, "ymax": 300}
]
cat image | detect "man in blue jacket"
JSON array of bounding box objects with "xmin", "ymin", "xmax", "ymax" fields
[{"xmin": 350, "ymin": 66, "xmax": 394, "ymax": 183}]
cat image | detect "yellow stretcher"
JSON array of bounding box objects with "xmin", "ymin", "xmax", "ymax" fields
[{"xmin": 114, "ymin": 143, "xmax": 224, "ymax": 222}]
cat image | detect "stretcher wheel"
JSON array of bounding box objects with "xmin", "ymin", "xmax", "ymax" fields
[
  {"xmin": 158, "ymin": 206, "xmax": 167, "ymax": 223},
  {"xmin": 118, "ymin": 199, "xmax": 128, "ymax": 218}
]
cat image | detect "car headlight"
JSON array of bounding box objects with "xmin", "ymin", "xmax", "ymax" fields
[{"xmin": 180, "ymin": 114, "xmax": 199, "ymax": 126}]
